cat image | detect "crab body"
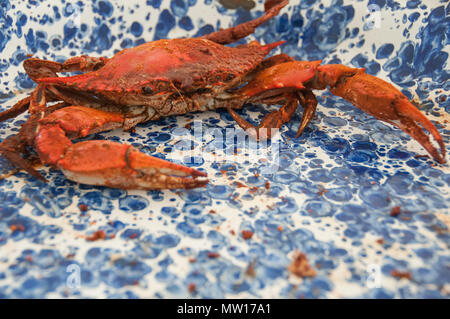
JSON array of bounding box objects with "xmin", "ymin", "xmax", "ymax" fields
[
  {"xmin": 38, "ymin": 39, "xmax": 284, "ymax": 114},
  {"xmin": 0, "ymin": 0, "xmax": 445, "ymax": 190}
]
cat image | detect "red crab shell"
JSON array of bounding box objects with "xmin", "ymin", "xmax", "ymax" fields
[
  {"xmin": 38, "ymin": 38, "xmax": 285, "ymax": 95},
  {"xmin": 0, "ymin": 0, "xmax": 445, "ymax": 191}
]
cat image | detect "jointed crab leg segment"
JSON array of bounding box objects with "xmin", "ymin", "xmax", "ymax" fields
[
  {"xmin": 240, "ymin": 61, "xmax": 322, "ymax": 97},
  {"xmin": 237, "ymin": 60, "xmax": 445, "ymax": 163},
  {"xmin": 59, "ymin": 55, "xmax": 109, "ymax": 72},
  {"xmin": 23, "ymin": 58, "xmax": 63, "ymax": 82},
  {"xmin": 201, "ymin": 0, "xmax": 288, "ymax": 45},
  {"xmin": 227, "ymin": 89, "xmax": 317, "ymax": 140},
  {"xmin": 314, "ymin": 65, "xmax": 446, "ymax": 164},
  {"xmin": 29, "ymin": 84, "xmax": 47, "ymax": 114},
  {"xmin": 227, "ymin": 94, "xmax": 298, "ymax": 140},
  {"xmin": 24, "ymin": 55, "xmax": 109, "ymax": 81},
  {"xmin": 0, "ymin": 55, "xmax": 110, "ymax": 122},
  {"xmin": 36, "ymin": 106, "xmax": 207, "ymax": 189},
  {"xmin": 0, "ymin": 135, "xmax": 46, "ymax": 181},
  {"xmin": 227, "ymin": 60, "xmax": 322, "ymax": 139},
  {"xmin": 0, "ymin": 100, "xmax": 70, "ymax": 182},
  {"xmin": 35, "ymin": 106, "xmax": 124, "ymax": 164},
  {"xmin": 295, "ymin": 89, "xmax": 318, "ymax": 138},
  {"xmin": 0, "ymin": 96, "xmax": 31, "ymax": 122}
]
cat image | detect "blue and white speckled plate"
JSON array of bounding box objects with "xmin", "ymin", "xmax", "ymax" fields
[{"xmin": 0, "ymin": 0, "xmax": 449, "ymax": 299}]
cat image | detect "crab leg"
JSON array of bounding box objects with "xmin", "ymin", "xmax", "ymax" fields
[
  {"xmin": 59, "ymin": 55, "xmax": 109, "ymax": 72},
  {"xmin": 0, "ymin": 135, "xmax": 46, "ymax": 181},
  {"xmin": 23, "ymin": 58, "xmax": 63, "ymax": 82},
  {"xmin": 227, "ymin": 89, "xmax": 317, "ymax": 139},
  {"xmin": 57, "ymin": 141, "xmax": 207, "ymax": 190},
  {"xmin": 0, "ymin": 59, "xmax": 61, "ymax": 122},
  {"xmin": 0, "ymin": 96, "xmax": 31, "ymax": 122},
  {"xmin": 314, "ymin": 64, "xmax": 446, "ymax": 163},
  {"xmin": 0, "ymin": 56, "xmax": 110, "ymax": 122},
  {"xmin": 239, "ymin": 60, "xmax": 446, "ymax": 163},
  {"xmin": 227, "ymin": 93, "xmax": 299, "ymax": 139},
  {"xmin": 0, "ymin": 100, "xmax": 69, "ymax": 181},
  {"xmin": 295, "ymin": 89, "xmax": 318, "ymax": 137},
  {"xmin": 228, "ymin": 61, "xmax": 321, "ymax": 138},
  {"xmin": 23, "ymin": 56, "xmax": 108, "ymax": 81},
  {"xmin": 201, "ymin": 0, "xmax": 288, "ymax": 44},
  {"xmin": 36, "ymin": 106, "xmax": 207, "ymax": 189}
]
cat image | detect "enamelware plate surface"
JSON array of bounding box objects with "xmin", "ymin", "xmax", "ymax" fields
[{"xmin": 0, "ymin": 0, "xmax": 448, "ymax": 298}]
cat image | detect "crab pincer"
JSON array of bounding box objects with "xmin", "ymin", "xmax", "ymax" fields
[
  {"xmin": 234, "ymin": 61, "xmax": 446, "ymax": 163},
  {"xmin": 35, "ymin": 106, "xmax": 207, "ymax": 190},
  {"xmin": 57, "ymin": 141, "xmax": 208, "ymax": 190},
  {"xmin": 312, "ymin": 64, "xmax": 446, "ymax": 164}
]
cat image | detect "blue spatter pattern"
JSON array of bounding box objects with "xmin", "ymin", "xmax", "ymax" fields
[{"xmin": 0, "ymin": 0, "xmax": 449, "ymax": 299}]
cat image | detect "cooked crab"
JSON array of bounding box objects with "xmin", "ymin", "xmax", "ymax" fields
[{"xmin": 0, "ymin": 0, "xmax": 445, "ymax": 190}]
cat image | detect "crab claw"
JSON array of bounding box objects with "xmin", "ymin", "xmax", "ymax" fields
[
  {"xmin": 316, "ymin": 65, "xmax": 446, "ymax": 164},
  {"xmin": 32, "ymin": 106, "xmax": 208, "ymax": 190},
  {"xmin": 240, "ymin": 61, "xmax": 321, "ymax": 97},
  {"xmin": 57, "ymin": 141, "xmax": 208, "ymax": 190},
  {"xmin": 237, "ymin": 60, "xmax": 445, "ymax": 163}
]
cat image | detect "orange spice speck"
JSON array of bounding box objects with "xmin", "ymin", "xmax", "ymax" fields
[
  {"xmin": 287, "ymin": 252, "xmax": 316, "ymax": 279},
  {"xmin": 390, "ymin": 206, "xmax": 401, "ymax": 217},
  {"xmin": 391, "ymin": 269, "xmax": 412, "ymax": 280},
  {"xmin": 235, "ymin": 181, "xmax": 247, "ymax": 188},
  {"xmin": 241, "ymin": 230, "xmax": 254, "ymax": 240},
  {"xmin": 86, "ymin": 230, "xmax": 107, "ymax": 241},
  {"xmin": 10, "ymin": 224, "xmax": 25, "ymax": 232},
  {"xmin": 207, "ymin": 252, "xmax": 220, "ymax": 259},
  {"xmin": 188, "ymin": 283, "xmax": 196, "ymax": 293}
]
